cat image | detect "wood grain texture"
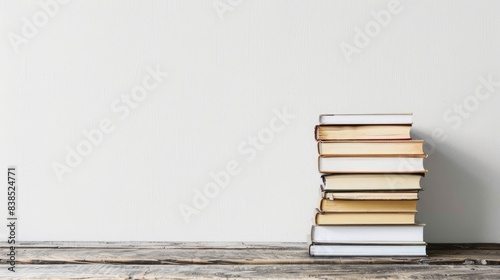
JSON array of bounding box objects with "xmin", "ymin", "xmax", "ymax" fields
[
  {"xmin": 1, "ymin": 264, "xmax": 500, "ymax": 280},
  {"xmin": 0, "ymin": 242, "xmax": 499, "ymax": 279}
]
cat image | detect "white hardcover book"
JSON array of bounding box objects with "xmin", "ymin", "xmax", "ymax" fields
[
  {"xmin": 309, "ymin": 243, "xmax": 427, "ymax": 257},
  {"xmin": 311, "ymin": 225, "xmax": 425, "ymax": 243},
  {"xmin": 319, "ymin": 113, "xmax": 413, "ymax": 125}
]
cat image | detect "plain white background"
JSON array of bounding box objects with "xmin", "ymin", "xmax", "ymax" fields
[{"xmin": 1, "ymin": 0, "xmax": 500, "ymax": 242}]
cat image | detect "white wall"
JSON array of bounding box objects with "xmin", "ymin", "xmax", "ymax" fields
[{"xmin": 1, "ymin": 0, "xmax": 500, "ymax": 242}]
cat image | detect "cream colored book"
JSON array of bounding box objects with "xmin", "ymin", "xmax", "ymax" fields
[
  {"xmin": 318, "ymin": 140, "xmax": 424, "ymax": 156},
  {"xmin": 315, "ymin": 125, "xmax": 411, "ymax": 141},
  {"xmin": 315, "ymin": 211, "xmax": 416, "ymax": 225},
  {"xmin": 323, "ymin": 192, "xmax": 419, "ymax": 201},
  {"xmin": 319, "ymin": 199, "xmax": 418, "ymax": 212}
]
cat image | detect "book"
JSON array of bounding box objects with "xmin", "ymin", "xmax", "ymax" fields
[
  {"xmin": 318, "ymin": 140, "xmax": 424, "ymax": 156},
  {"xmin": 318, "ymin": 156, "xmax": 427, "ymax": 173},
  {"xmin": 322, "ymin": 191, "xmax": 419, "ymax": 201},
  {"xmin": 309, "ymin": 243, "xmax": 426, "ymax": 256},
  {"xmin": 310, "ymin": 113, "xmax": 427, "ymax": 257},
  {"xmin": 321, "ymin": 174, "xmax": 422, "ymax": 191},
  {"xmin": 319, "ymin": 113, "xmax": 413, "ymax": 125},
  {"xmin": 315, "ymin": 211, "xmax": 416, "ymax": 225},
  {"xmin": 315, "ymin": 125, "xmax": 411, "ymax": 141},
  {"xmin": 311, "ymin": 224, "xmax": 425, "ymax": 243},
  {"xmin": 319, "ymin": 199, "xmax": 417, "ymax": 212}
]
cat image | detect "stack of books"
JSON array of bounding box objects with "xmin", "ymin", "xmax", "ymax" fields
[{"xmin": 309, "ymin": 113, "xmax": 428, "ymax": 257}]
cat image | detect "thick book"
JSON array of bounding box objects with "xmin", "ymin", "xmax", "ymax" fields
[
  {"xmin": 315, "ymin": 211, "xmax": 416, "ymax": 225},
  {"xmin": 318, "ymin": 140, "xmax": 424, "ymax": 156},
  {"xmin": 321, "ymin": 174, "xmax": 422, "ymax": 191},
  {"xmin": 309, "ymin": 243, "xmax": 426, "ymax": 257},
  {"xmin": 318, "ymin": 156, "xmax": 427, "ymax": 173},
  {"xmin": 319, "ymin": 199, "xmax": 418, "ymax": 212},
  {"xmin": 319, "ymin": 113, "xmax": 413, "ymax": 125},
  {"xmin": 322, "ymin": 191, "xmax": 419, "ymax": 201},
  {"xmin": 315, "ymin": 125, "xmax": 411, "ymax": 141},
  {"xmin": 311, "ymin": 224, "xmax": 425, "ymax": 243}
]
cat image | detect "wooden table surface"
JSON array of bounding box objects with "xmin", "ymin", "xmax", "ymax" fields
[{"xmin": 0, "ymin": 242, "xmax": 499, "ymax": 279}]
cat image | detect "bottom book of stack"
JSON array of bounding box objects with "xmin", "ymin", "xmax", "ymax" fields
[{"xmin": 309, "ymin": 224, "xmax": 427, "ymax": 257}]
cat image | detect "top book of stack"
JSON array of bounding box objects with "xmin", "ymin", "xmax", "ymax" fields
[
  {"xmin": 319, "ymin": 113, "xmax": 413, "ymax": 125},
  {"xmin": 315, "ymin": 113, "xmax": 413, "ymax": 141}
]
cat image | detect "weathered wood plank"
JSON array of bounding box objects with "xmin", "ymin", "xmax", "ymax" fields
[
  {"xmin": 429, "ymin": 244, "xmax": 500, "ymax": 251},
  {"xmin": 0, "ymin": 243, "xmax": 498, "ymax": 279},
  {"xmin": 0, "ymin": 242, "xmax": 307, "ymax": 249},
  {"xmin": 0, "ymin": 243, "xmax": 499, "ymax": 266},
  {"xmin": 1, "ymin": 264, "xmax": 499, "ymax": 280},
  {"xmin": 1, "ymin": 242, "xmax": 499, "ymax": 250}
]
